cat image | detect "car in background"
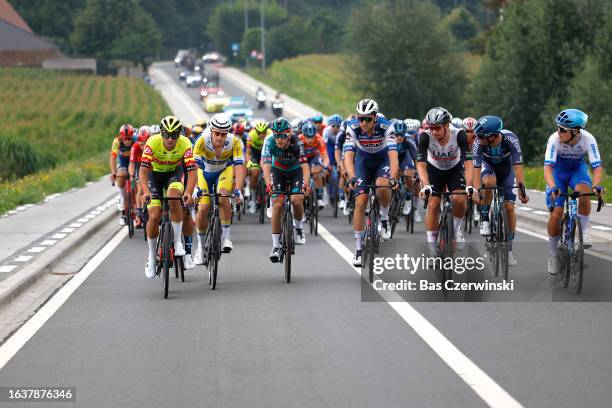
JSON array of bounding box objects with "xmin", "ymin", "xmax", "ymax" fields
[
  {"xmin": 203, "ymin": 94, "xmax": 230, "ymax": 113},
  {"xmin": 185, "ymin": 71, "xmax": 203, "ymax": 87},
  {"xmin": 202, "ymin": 52, "xmax": 221, "ymax": 64},
  {"xmin": 223, "ymin": 97, "xmax": 253, "ymax": 123},
  {"xmin": 202, "ymin": 69, "xmax": 220, "ymax": 84},
  {"xmin": 174, "ymin": 49, "xmax": 191, "ymax": 67},
  {"xmin": 199, "ymin": 81, "xmax": 224, "ymax": 100},
  {"xmin": 178, "ymin": 69, "xmax": 188, "ymax": 81}
]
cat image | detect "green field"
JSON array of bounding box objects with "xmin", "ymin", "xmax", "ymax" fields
[
  {"xmin": 244, "ymin": 54, "xmax": 611, "ymax": 200},
  {"xmin": 0, "ymin": 68, "xmax": 170, "ymax": 214}
]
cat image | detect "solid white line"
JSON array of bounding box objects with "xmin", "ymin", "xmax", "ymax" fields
[
  {"xmin": 0, "ymin": 228, "xmax": 127, "ymax": 371},
  {"xmin": 152, "ymin": 68, "xmax": 203, "ymax": 120},
  {"xmin": 516, "ymin": 227, "xmax": 612, "ymax": 262},
  {"xmin": 317, "ymin": 223, "xmax": 524, "ymax": 408}
]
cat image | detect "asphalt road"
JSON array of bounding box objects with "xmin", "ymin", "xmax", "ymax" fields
[{"xmin": 1, "ymin": 63, "xmax": 611, "ymax": 408}]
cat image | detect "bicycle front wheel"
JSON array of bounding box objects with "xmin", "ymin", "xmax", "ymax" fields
[
  {"xmin": 127, "ymin": 194, "xmax": 134, "ymax": 238},
  {"xmin": 569, "ymin": 217, "xmax": 584, "ymax": 294},
  {"xmin": 498, "ymin": 206, "xmax": 510, "ymax": 281},
  {"xmin": 210, "ymin": 217, "xmax": 221, "ymax": 290},
  {"xmin": 161, "ymin": 222, "xmax": 171, "ymax": 299},
  {"xmin": 284, "ymin": 205, "xmax": 293, "ymax": 283}
]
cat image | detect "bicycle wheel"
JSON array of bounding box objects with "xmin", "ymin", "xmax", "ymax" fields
[
  {"xmin": 313, "ymin": 194, "xmax": 318, "ymax": 237},
  {"xmin": 569, "ymin": 217, "xmax": 584, "ymax": 294},
  {"xmin": 389, "ymin": 192, "xmax": 399, "ymax": 238},
  {"xmin": 127, "ymin": 193, "xmax": 134, "ymax": 238},
  {"xmin": 174, "ymin": 255, "xmax": 179, "ymax": 279},
  {"xmin": 142, "ymin": 207, "xmax": 148, "ymax": 241},
  {"xmin": 371, "ymin": 198, "xmax": 380, "ymax": 254},
  {"xmin": 559, "ymin": 215, "xmax": 570, "ymax": 287},
  {"xmin": 210, "ymin": 217, "xmax": 221, "ymax": 290},
  {"xmin": 465, "ymin": 199, "xmax": 473, "ymax": 235},
  {"xmin": 178, "ymin": 256, "xmax": 185, "ymax": 282},
  {"xmin": 332, "ymin": 192, "xmax": 338, "ymax": 218},
  {"xmin": 308, "ymin": 193, "xmax": 315, "ymax": 235},
  {"xmin": 443, "ymin": 209, "xmax": 454, "ymax": 283},
  {"xmin": 498, "ymin": 206, "xmax": 510, "ymax": 281},
  {"xmin": 284, "ymin": 206, "xmax": 293, "ymax": 283},
  {"xmin": 161, "ymin": 222, "xmax": 171, "ymax": 299},
  {"xmin": 362, "ymin": 223, "xmax": 372, "ymax": 283}
]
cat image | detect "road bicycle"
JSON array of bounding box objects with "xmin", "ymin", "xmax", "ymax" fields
[
  {"xmin": 551, "ymin": 190, "xmax": 603, "ymax": 294},
  {"xmin": 304, "ymin": 171, "xmax": 322, "ymax": 236},
  {"xmin": 360, "ymin": 184, "xmax": 394, "ymax": 283},
  {"xmin": 272, "ymin": 187, "xmax": 303, "ymax": 283}
]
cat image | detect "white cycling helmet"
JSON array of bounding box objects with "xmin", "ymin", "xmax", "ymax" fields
[
  {"xmin": 290, "ymin": 118, "xmax": 301, "ymax": 132},
  {"xmin": 210, "ymin": 113, "xmax": 232, "ymax": 132},
  {"xmin": 404, "ymin": 119, "xmax": 420, "ymax": 133},
  {"xmin": 356, "ymin": 98, "xmax": 378, "ymax": 115},
  {"xmin": 150, "ymin": 124, "xmax": 160, "ymax": 134},
  {"xmin": 451, "ymin": 117, "xmax": 463, "ymax": 129}
]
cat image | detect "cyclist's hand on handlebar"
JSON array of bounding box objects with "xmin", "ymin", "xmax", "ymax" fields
[
  {"xmin": 192, "ymin": 188, "xmax": 202, "ymax": 204},
  {"xmin": 265, "ymin": 184, "xmax": 273, "ymax": 195},
  {"xmin": 182, "ymin": 193, "xmax": 193, "ymax": 207},
  {"xmin": 389, "ymin": 177, "xmax": 399, "ymax": 190},
  {"xmin": 110, "ymin": 173, "xmax": 116, "ymax": 185},
  {"xmin": 547, "ymin": 186, "xmax": 560, "ymax": 201},
  {"xmin": 233, "ymin": 189, "xmax": 243, "ymax": 204},
  {"xmin": 419, "ymin": 184, "xmax": 432, "ymax": 199},
  {"xmin": 302, "ymin": 183, "xmax": 312, "ymax": 195},
  {"xmin": 349, "ymin": 176, "xmax": 358, "ymax": 190},
  {"xmin": 593, "ymin": 185, "xmax": 604, "ymax": 197},
  {"xmin": 465, "ymin": 185, "xmax": 475, "ymax": 197}
]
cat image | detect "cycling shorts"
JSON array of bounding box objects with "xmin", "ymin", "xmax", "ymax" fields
[
  {"xmin": 399, "ymin": 152, "xmax": 415, "ymax": 171},
  {"xmin": 147, "ymin": 167, "xmax": 185, "ymax": 208},
  {"xmin": 270, "ymin": 167, "xmax": 304, "ymax": 198},
  {"xmin": 546, "ymin": 163, "xmax": 592, "ymax": 208},
  {"xmin": 481, "ymin": 161, "xmax": 516, "ymax": 202},
  {"xmin": 197, "ymin": 166, "xmax": 234, "ymax": 205},
  {"xmin": 427, "ymin": 162, "xmax": 466, "ymax": 193},
  {"xmin": 354, "ymin": 152, "xmax": 390, "ymax": 195}
]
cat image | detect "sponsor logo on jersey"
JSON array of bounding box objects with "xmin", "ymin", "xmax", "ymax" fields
[{"xmin": 591, "ymin": 144, "xmax": 599, "ymax": 159}]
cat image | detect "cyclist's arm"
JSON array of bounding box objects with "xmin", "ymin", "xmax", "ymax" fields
[
  {"xmin": 261, "ymin": 138, "xmax": 273, "ymax": 186},
  {"xmin": 592, "ymin": 166, "xmax": 604, "ymax": 189},
  {"xmin": 232, "ymin": 139, "xmax": 246, "ymax": 191},
  {"xmin": 458, "ymin": 130, "xmax": 473, "ymax": 187},
  {"xmin": 585, "ymin": 133, "xmax": 604, "ymax": 188},
  {"xmin": 343, "ymin": 127, "xmax": 356, "ymax": 179},
  {"xmin": 298, "ymin": 139, "xmax": 311, "ymax": 187},
  {"xmin": 513, "ymin": 164, "xmax": 525, "ymax": 187},
  {"xmin": 128, "ymin": 144, "xmax": 139, "ymax": 178},
  {"xmin": 388, "ymin": 149, "xmax": 399, "ymax": 182},
  {"xmin": 109, "ymin": 138, "xmax": 119, "ymax": 177},
  {"xmin": 318, "ymin": 138, "xmax": 330, "ymax": 168},
  {"xmin": 544, "ymin": 165, "xmax": 556, "ymax": 189},
  {"xmin": 416, "ymin": 132, "xmax": 430, "ymax": 186},
  {"xmin": 471, "ymin": 138, "xmax": 482, "ymax": 189},
  {"xmin": 543, "ymin": 134, "xmax": 558, "ymax": 188},
  {"xmin": 139, "ymin": 165, "xmax": 151, "ymax": 196},
  {"xmin": 245, "ymin": 143, "xmax": 252, "ymax": 164}
]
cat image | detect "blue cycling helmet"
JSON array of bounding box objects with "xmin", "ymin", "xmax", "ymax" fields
[
  {"xmin": 393, "ymin": 119, "xmax": 407, "ymax": 136},
  {"xmin": 328, "ymin": 114, "xmax": 342, "ymax": 126},
  {"xmin": 312, "ymin": 114, "xmax": 323, "ymax": 123},
  {"xmin": 474, "ymin": 115, "xmax": 503, "ymax": 137},
  {"xmin": 302, "ymin": 122, "xmax": 316, "ymax": 137},
  {"xmin": 556, "ymin": 109, "xmax": 587, "ymax": 129}
]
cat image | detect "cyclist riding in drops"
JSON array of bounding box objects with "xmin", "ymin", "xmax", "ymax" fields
[
  {"xmin": 128, "ymin": 126, "xmax": 151, "ymax": 229},
  {"xmin": 299, "ymin": 121, "xmax": 330, "ymax": 209},
  {"xmin": 417, "ymin": 107, "xmax": 473, "ymax": 254},
  {"xmin": 245, "ymin": 119, "xmax": 272, "ymax": 214},
  {"xmin": 262, "ymin": 117, "xmax": 311, "ymax": 261},
  {"xmin": 192, "ymin": 113, "xmax": 245, "ymax": 263},
  {"xmin": 110, "ymin": 124, "xmax": 137, "ymax": 225},
  {"xmin": 544, "ymin": 109, "xmax": 604, "ymax": 274},
  {"xmin": 344, "ymin": 99, "xmax": 399, "ymax": 266},
  {"xmin": 471, "ymin": 115, "xmax": 529, "ymax": 266},
  {"xmin": 140, "ymin": 116, "xmax": 196, "ymax": 278}
]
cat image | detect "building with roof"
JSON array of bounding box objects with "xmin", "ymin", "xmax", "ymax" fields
[{"xmin": 0, "ymin": 0, "xmax": 62, "ymax": 66}]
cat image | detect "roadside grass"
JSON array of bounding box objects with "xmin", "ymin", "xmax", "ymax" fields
[
  {"xmin": 523, "ymin": 166, "xmax": 612, "ymax": 203},
  {"xmin": 0, "ymin": 68, "xmax": 170, "ymax": 214}
]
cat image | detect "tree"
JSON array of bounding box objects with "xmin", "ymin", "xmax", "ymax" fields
[
  {"xmin": 267, "ymin": 16, "xmax": 315, "ymax": 62},
  {"xmin": 345, "ymin": 0, "xmax": 467, "ymax": 118},
  {"xmin": 70, "ymin": 0, "xmax": 161, "ymax": 65},
  {"xmin": 471, "ymin": 0, "xmax": 605, "ymax": 163}
]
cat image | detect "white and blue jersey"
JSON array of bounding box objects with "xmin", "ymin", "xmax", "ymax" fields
[
  {"xmin": 544, "ymin": 130, "xmax": 602, "ymax": 207},
  {"xmin": 322, "ymin": 126, "xmax": 339, "ymax": 166},
  {"xmin": 343, "ymin": 117, "xmax": 396, "ymax": 194}
]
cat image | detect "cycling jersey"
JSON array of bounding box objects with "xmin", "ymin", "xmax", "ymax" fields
[
  {"xmin": 193, "ymin": 129, "xmax": 244, "ymax": 173},
  {"xmin": 472, "ymin": 130, "xmax": 523, "ymax": 168},
  {"xmin": 397, "ymin": 138, "xmax": 417, "ymax": 170},
  {"xmin": 322, "ymin": 126, "xmax": 339, "ymax": 166},
  {"xmin": 544, "ymin": 130, "xmax": 602, "ymax": 170},
  {"xmin": 416, "ymin": 127, "xmax": 470, "ymax": 171},
  {"xmin": 111, "ymin": 136, "xmax": 136, "ymax": 168},
  {"xmin": 130, "ymin": 143, "xmax": 144, "ymax": 164},
  {"xmin": 141, "ymin": 134, "xmax": 195, "ymax": 173},
  {"xmin": 343, "ymin": 117, "xmax": 397, "ymax": 157},
  {"xmin": 298, "ymin": 134, "xmax": 326, "ymax": 160},
  {"xmin": 262, "ymin": 134, "xmax": 307, "ymax": 172},
  {"xmin": 334, "ymin": 128, "xmax": 347, "ymax": 154},
  {"xmin": 247, "ymin": 128, "xmax": 271, "ymax": 152}
]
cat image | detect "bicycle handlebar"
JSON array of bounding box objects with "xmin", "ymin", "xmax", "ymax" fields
[
  {"xmin": 548, "ymin": 192, "xmax": 604, "ymax": 213},
  {"xmin": 423, "ymin": 191, "xmax": 467, "ymax": 210},
  {"xmin": 477, "ymin": 184, "xmax": 526, "ymax": 201}
]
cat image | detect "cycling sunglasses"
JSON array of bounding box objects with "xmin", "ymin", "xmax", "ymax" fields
[
  {"xmin": 161, "ymin": 129, "xmax": 181, "ymax": 140},
  {"xmin": 477, "ymin": 132, "xmax": 498, "ymax": 140},
  {"xmin": 273, "ymin": 131, "xmax": 290, "ymax": 140},
  {"xmin": 358, "ymin": 116, "xmax": 374, "ymax": 123},
  {"xmin": 330, "ymin": 125, "xmax": 340, "ymax": 129},
  {"xmin": 557, "ymin": 126, "xmax": 572, "ymax": 134}
]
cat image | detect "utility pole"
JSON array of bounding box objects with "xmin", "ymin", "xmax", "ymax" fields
[
  {"xmin": 245, "ymin": 0, "xmax": 249, "ymax": 68},
  {"xmin": 260, "ymin": 0, "xmax": 266, "ymax": 70}
]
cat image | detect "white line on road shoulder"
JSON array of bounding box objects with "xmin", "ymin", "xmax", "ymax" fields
[
  {"xmin": 317, "ymin": 223, "xmax": 523, "ymax": 408},
  {"xmin": 0, "ymin": 228, "xmax": 127, "ymax": 371}
]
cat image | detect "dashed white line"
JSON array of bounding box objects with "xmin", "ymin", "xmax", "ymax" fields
[
  {"xmin": 60, "ymin": 228, "xmax": 75, "ymax": 233},
  {"xmin": 13, "ymin": 255, "xmax": 33, "ymax": 262},
  {"xmin": 68, "ymin": 223, "xmax": 82, "ymax": 228},
  {"xmin": 533, "ymin": 210, "xmax": 548, "ymax": 215},
  {"xmin": 77, "ymin": 218, "xmax": 90, "ymax": 223},
  {"xmin": 317, "ymin": 223, "xmax": 523, "ymax": 408},
  {"xmin": 84, "ymin": 214, "xmax": 97, "ymax": 219},
  {"xmin": 51, "ymin": 233, "xmax": 67, "ymax": 239},
  {"xmin": 0, "ymin": 265, "xmax": 17, "ymax": 273},
  {"xmin": 27, "ymin": 247, "xmax": 46, "ymax": 253},
  {"xmin": 40, "ymin": 240, "xmax": 57, "ymax": 246},
  {"xmin": 517, "ymin": 207, "xmax": 532, "ymax": 211},
  {"xmin": 592, "ymin": 225, "xmax": 612, "ymax": 231}
]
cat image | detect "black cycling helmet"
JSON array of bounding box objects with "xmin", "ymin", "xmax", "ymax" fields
[{"xmin": 425, "ymin": 107, "xmax": 451, "ymax": 126}]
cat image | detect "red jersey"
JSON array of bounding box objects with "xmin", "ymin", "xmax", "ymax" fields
[{"xmin": 130, "ymin": 142, "xmax": 144, "ymax": 163}]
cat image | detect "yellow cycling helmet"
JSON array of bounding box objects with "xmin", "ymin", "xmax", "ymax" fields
[
  {"xmin": 254, "ymin": 119, "xmax": 268, "ymax": 133},
  {"xmin": 194, "ymin": 118, "xmax": 207, "ymax": 128},
  {"xmin": 192, "ymin": 125, "xmax": 203, "ymax": 135},
  {"xmin": 160, "ymin": 115, "xmax": 182, "ymax": 133}
]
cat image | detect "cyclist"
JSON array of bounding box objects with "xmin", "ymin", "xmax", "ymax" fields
[
  {"xmin": 404, "ymin": 119, "xmax": 423, "ymax": 222},
  {"xmin": 463, "ymin": 116, "xmax": 479, "ymax": 224},
  {"xmin": 262, "ymin": 117, "xmax": 310, "ymax": 260},
  {"xmin": 140, "ymin": 116, "xmax": 196, "ymax": 279},
  {"xmin": 417, "ymin": 107, "xmax": 473, "ymax": 253},
  {"xmin": 471, "ymin": 115, "xmax": 529, "ymax": 266},
  {"xmin": 344, "ymin": 99, "xmax": 399, "ymax": 266},
  {"xmin": 300, "ymin": 122, "xmax": 329, "ymax": 209},
  {"xmin": 323, "ymin": 114, "xmax": 343, "ymax": 209},
  {"xmin": 110, "ymin": 124, "xmax": 136, "ymax": 225},
  {"xmin": 544, "ymin": 108, "xmax": 604, "ymax": 274},
  {"xmin": 335, "ymin": 118, "xmax": 350, "ymax": 214},
  {"xmin": 451, "ymin": 117, "xmax": 463, "ymax": 129},
  {"xmin": 312, "ymin": 113, "xmax": 325, "ymax": 135},
  {"xmin": 393, "ymin": 120, "xmax": 418, "ymax": 216},
  {"xmin": 192, "ymin": 113, "xmax": 245, "ymax": 263},
  {"xmin": 245, "ymin": 119, "xmax": 272, "ymax": 214},
  {"xmin": 129, "ymin": 126, "xmax": 151, "ymax": 228},
  {"xmin": 190, "ymin": 124, "xmax": 204, "ymax": 145}
]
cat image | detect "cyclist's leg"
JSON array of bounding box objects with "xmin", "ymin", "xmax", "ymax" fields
[
  {"xmin": 570, "ymin": 163, "xmax": 593, "ymax": 235},
  {"xmin": 353, "ymin": 153, "xmax": 374, "ymax": 253},
  {"xmin": 546, "ymin": 169, "xmax": 569, "ymax": 259},
  {"xmin": 447, "ymin": 163, "xmax": 467, "ymax": 240},
  {"xmin": 289, "ymin": 168, "xmax": 305, "ymax": 234},
  {"xmin": 144, "ymin": 172, "xmax": 165, "ymax": 277},
  {"xmin": 166, "ymin": 167, "xmax": 186, "ymax": 253},
  {"xmin": 195, "ymin": 168, "xmax": 213, "ymax": 261},
  {"xmin": 425, "ymin": 165, "xmax": 443, "ymax": 250},
  {"xmin": 270, "ymin": 168, "xmax": 289, "ymax": 252},
  {"xmin": 497, "ymin": 165, "xmax": 517, "ymax": 247},
  {"xmin": 374, "ymin": 156, "xmax": 392, "ymax": 215},
  {"xmin": 479, "ymin": 162, "xmax": 497, "ymax": 230},
  {"xmin": 217, "ymin": 166, "xmax": 235, "ymax": 248}
]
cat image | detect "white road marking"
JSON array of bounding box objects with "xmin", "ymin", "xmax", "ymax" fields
[
  {"xmin": 40, "ymin": 240, "xmax": 57, "ymax": 246},
  {"xmin": 27, "ymin": 247, "xmax": 46, "ymax": 253},
  {"xmin": 51, "ymin": 233, "xmax": 67, "ymax": 239},
  {"xmin": 0, "ymin": 265, "xmax": 17, "ymax": 273},
  {"xmin": 69, "ymin": 223, "xmax": 82, "ymax": 228},
  {"xmin": 77, "ymin": 218, "xmax": 90, "ymax": 223},
  {"xmin": 60, "ymin": 228, "xmax": 75, "ymax": 233},
  {"xmin": 152, "ymin": 67, "xmax": 203, "ymax": 120},
  {"xmin": 517, "ymin": 206, "xmax": 532, "ymax": 211},
  {"xmin": 84, "ymin": 214, "xmax": 97, "ymax": 219},
  {"xmin": 317, "ymin": 223, "xmax": 524, "ymax": 408},
  {"xmin": 516, "ymin": 227, "xmax": 612, "ymax": 262},
  {"xmin": 13, "ymin": 255, "xmax": 33, "ymax": 262},
  {"xmin": 533, "ymin": 210, "xmax": 548, "ymax": 215},
  {"xmin": 592, "ymin": 225, "xmax": 612, "ymax": 231},
  {"xmin": 0, "ymin": 228, "xmax": 127, "ymax": 371}
]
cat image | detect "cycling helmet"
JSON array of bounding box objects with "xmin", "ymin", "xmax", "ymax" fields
[
  {"xmin": 150, "ymin": 124, "xmax": 160, "ymax": 134},
  {"xmin": 192, "ymin": 125, "xmax": 204, "ymax": 135},
  {"xmin": 425, "ymin": 107, "xmax": 451, "ymax": 126},
  {"xmin": 376, "ymin": 112, "xmax": 386, "ymax": 119},
  {"xmin": 242, "ymin": 119, "xmax": 252, "ymax": 131},
  {"xmin": 404, "ymin": 119, "xmax": 420, "ymax": 133},
  {"xmin": 312, "ymin": 113, "xmax": 323, "ymax": 123},
  {"xmin": 232, "ymin": 121, "xmax": 245, "ymax": 135},
  {"xmin": 270, "ymin": 117, "xmax": 291, "ymax": 133},
  {"xmin": 451, "ymin": 117, "xmax": 463, "ymax": 129},
  {"xmin": 119, "ymin": 124, "xmax": 134, "ymax": 138},
  {"xmin": 462, "ymin": 117, "xmax": 477, "ymax": 130},
  {"xmin": 421, "ymin": 118, "xmax": 429, "ymax": 129},
  {"xmin": 328, "ymin": 114, "xmax": 343, "ymax": 126},
  {"xmin": 356, "ymin": 98, "xmax": 378, "ymax": 115},
  {"xmin": 290, "ymin": 118, "xmax": 301, "ymax": 133},
  {"xmin": 474, "ymin": 115, "xmax": 503, "ymax": 137},
  {"xmin": 210, "ymin": 113, "xmax": 232, "ymax": 132},
  {"xmin": 160, "ymin": 116, "xmax": 182, "ymax": 133},
  {"xmin": 302, "ymin": 122, "xmax": 316, "ymax": 137},
  {"xmin": 393, "ymin": 120, "xmax": 407, "ymax": 136},
  {"xmin": 137, "ymin": 126, "xmax": 151, "ymax": 142},
  {"xmin": 254, "ymin": 119, "xmax": 269, "ymax": 133},
  {"xmin": 194, "ymin": 118, "xmax": 207, "ymax": 128},
  {"xmin": 556, "ymin": 108, "xmax": 588, "ymax": 129}
]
